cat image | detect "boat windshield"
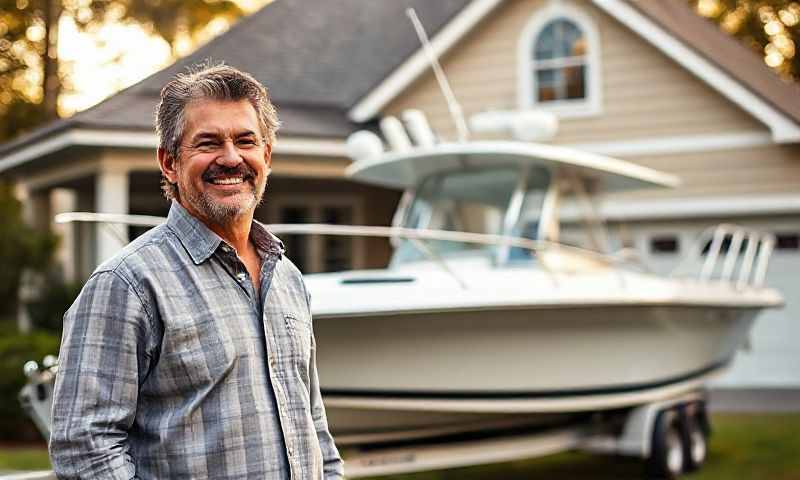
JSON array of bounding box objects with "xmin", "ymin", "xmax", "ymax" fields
[{"xmin": 392, "ymin": 167, "xmax": 550, "ymax": 265}]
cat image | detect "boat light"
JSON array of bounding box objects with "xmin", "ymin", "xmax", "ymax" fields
[{"xmin": 346, "ymin": 130, "xmax": 384, "ymax": 162}]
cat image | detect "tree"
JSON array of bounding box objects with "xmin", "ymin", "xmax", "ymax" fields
[
  {"xmin": 688, "ymin": 0, "xmax": 800, "ymax": 80},
  {"xmin": 0, "ymin": 182, "xmax": 58, "ymax": 322},
  {"xmin": 0, "ymin": 0, "xmax": 244, "ymax": 142}
]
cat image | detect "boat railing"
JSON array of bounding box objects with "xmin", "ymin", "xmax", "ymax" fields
[
  {"xmin": 55, "ymin": 213, "xmax": 648, "ymax": 286},
  {"xmin": 671, "ymin": 224, "xmax": 776, "ymax": 289}
]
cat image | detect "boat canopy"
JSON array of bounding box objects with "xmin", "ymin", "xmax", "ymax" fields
[{"xmin": 346, "ymin": 141, "xmax": 681, "ymax": 192}]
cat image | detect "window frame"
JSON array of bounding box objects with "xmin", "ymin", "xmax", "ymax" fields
[{"xmin": 518, "ymin": 2, "xmax": 603, "ymax": 118}]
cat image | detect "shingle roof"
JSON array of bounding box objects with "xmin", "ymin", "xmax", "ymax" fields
[{"xmin": 0, "ymin": 0, "xmax": 469, "ymax": 158}]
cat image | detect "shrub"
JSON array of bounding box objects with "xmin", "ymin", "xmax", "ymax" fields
[{"xmin": 0, "ymin": 328, "xmax": 61, "ymax": 442}]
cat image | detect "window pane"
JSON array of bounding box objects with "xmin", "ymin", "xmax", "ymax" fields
[
  {"xmin": 280, "ymin": 206, "xmax": 310, "ymax": 273},
  {"xmin": 535, "ymin": 22, "xmax": 558, "ymax": 60},
  {"xmin": 565, "ymin": 65, "xmax": 586, "ymax": 99},
  {"xmin": 536, "ymin": 68, "xmax": 560, "ymax": 102},
  {"xmin": 322, "ymin": 206, "xmax": 353, "ymax": 272}
]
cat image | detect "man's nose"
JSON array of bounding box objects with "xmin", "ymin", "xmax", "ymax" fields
[{"xmin": 216, "ymin": 140, "xmax": 242, "ymax": 167}]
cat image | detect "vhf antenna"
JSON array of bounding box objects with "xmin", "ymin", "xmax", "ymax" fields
[{"xmin": 406, "ymin": 8, "xmax": 470, "ymax": 142}]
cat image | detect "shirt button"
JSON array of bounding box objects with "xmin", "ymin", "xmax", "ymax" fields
[
  {"xmin": 236, "ymin": 272, "xmax": 246, "ymax": 282},
  {"xmin": 221, "ymin": 245, "xmax": 231, "ymax": 253}
]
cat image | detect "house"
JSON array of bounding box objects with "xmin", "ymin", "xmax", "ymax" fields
[{"xmin": 1, "ymin": 0, "xmax": 798, "ymax": 391}]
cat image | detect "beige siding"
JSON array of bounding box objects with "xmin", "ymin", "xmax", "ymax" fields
[
  {"xmin": 384, "ymin": 0, "xmax": 766, "ymax": 143},
  {"xmin": 608, "ymin": 144, "xmax": 800, "ymax": 202}
]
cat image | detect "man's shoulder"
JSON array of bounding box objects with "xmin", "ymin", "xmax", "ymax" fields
[{"xmin": 93, "ymin": 223, "xmax": 179, "ymax": 279}]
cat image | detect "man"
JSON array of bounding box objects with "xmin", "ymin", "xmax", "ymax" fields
[{"xmin": 49, "ymin": 64, "xmax": 344, "ymax": 479}]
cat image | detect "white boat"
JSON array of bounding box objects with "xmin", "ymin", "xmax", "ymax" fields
[
  {"xmin": 282, "ymin": 123, "xmax": 784, "ymax": 446},
  {"xmin": 20, "ymin": 117, "xmax": 783, "ymax": 454}
]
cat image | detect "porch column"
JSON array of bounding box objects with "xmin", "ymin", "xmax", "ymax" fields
[
  {"xmin": 51, "ymin": 188, "xmax": 78, "ymax": 283},
  {"xmin": 95, "ymin": 168, "xmax": 129, "ymax": 265}
]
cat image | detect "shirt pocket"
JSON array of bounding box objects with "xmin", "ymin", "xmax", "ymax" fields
[
  {"xmin": 158, "ymin": 312, "xmax": 237, "ymax": 392},
  {"xmin": 284, "ymin": 313, "xmax": 312, "ymax": 377}
]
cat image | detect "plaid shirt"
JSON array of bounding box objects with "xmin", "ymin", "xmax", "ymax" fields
[{"xmin": 50, "ymin": 201, "xmax": 343, "ymax": 479}]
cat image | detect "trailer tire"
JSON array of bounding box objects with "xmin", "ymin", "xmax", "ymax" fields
[
  {"xmin": 648, "ymin": 409, "xmax": 684, "ymax": 479},
  {"xmin": 680, "ymin": 404, "xmax": 709, "ymax": 472}
]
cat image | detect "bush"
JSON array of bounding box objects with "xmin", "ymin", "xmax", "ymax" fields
[
  {"xmin": 26, "ymin": 277, "xmax": 82, "ymax": 334},
  {"xmin": 0, "ymin": 328, "xmax": 61, "ymax": 442}
]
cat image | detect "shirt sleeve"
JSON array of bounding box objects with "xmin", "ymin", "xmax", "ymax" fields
[
  {"xmin": 306, "ymin": 292, "xmax": 345, "ymax": 479},
  {"xmin": 49, "ymin": 269, "xmax": 155, "ymax": 479}
]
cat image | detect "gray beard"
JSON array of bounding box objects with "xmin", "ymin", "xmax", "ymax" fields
[{"xmin": 183, "ymin": 182, "xmax": 265, "ymax": 226}]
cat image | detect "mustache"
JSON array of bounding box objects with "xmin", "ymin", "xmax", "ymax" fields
[{"xmin": 202, "ymin": 164, "xmax": 257, "ymax": 182}]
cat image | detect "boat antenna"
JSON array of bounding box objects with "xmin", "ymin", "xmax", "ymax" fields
[{"xmin": 406, "ymin": 8, "xmax": 470, "ymax": 142}]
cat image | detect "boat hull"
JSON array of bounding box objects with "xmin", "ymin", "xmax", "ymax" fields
[{"xmin": 315, "ymin": 304, "xmax": 758, "ymax": 440}]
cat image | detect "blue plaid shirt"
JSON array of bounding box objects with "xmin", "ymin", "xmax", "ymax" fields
[{"xmin": 50, "ymin": 201, "xmax": 343, "ymax": 479}]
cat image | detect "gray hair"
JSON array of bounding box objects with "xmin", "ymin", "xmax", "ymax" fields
[{"xmin": 155, "ymin": 63, "xmax": 281, "ymax": 200}]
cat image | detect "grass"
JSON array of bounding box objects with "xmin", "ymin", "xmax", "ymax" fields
[
  {"xmin": 0, "ymin": 414, "xmax": 798, "ymax": 478},
  {"xmin": 357, "ymin": 413, "xmax": 800, "ymax": 480}
]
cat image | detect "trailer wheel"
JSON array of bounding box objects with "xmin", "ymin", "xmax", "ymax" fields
[
  {"xmin": 648, "ymin": 409, "xmax": 684, "ymax": 479},
  {"xmin": 681, "ymin": 403, "xmax": 709, "ymax": 472}
]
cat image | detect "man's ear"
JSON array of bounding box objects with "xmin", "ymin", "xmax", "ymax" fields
[
  {"xmin": 158, "ymin": 148, "xmax": 178, "ymax": 184},
  {"xmin": 264, "ymin": 142, "xmax": 273, "ymax": 175}
]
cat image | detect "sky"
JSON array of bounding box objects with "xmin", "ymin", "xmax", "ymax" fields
[{"xmin": 58, "ymin": 0, "xmax": 268, "ymax": 115}]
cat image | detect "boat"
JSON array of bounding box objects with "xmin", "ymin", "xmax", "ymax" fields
[{"xmin": 294, "ymin": 118, "xmax": 784, "ymax": 446}]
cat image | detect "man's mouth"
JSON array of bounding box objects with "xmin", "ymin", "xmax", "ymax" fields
[{"xmin": 208, "ymin": 176, "xmax": 246, "ymax": 185}]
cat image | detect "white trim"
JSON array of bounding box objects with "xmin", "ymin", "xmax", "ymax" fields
[
  {"xmin": 564, "ymin": 131, "xmax": 773, "ymax": 157},
  {"xmin": 274, "ymin": 138, "xmax": 348, "ymax": 157},
  {"xmin": 592, "ymin": 0, "xmax": 800, "ymax": 143},
  {"xmin": 0, "ymin": 129, "xmax": 349, "ymax": 174},
  {"xmin": 347, "ymin": 0, "xmax": 505, "ymax": 122},
  {"xmin": 517, "ymin": 1, "xmax": 603, "ymax": 118},
  {"xmin": 599, "ymin": 192, "xmax": 800, "ymax": 221}
]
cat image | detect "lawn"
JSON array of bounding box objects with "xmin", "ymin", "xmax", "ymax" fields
[{"xmin": 0, "ymin": 414, "xmax": 798, "ymax": 478}]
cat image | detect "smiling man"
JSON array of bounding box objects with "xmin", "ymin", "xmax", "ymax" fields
[{"xmin": 49, "ymin": 65, "xmax": 344, "ymax": 479}]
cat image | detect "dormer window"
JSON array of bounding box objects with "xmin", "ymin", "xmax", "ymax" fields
[{"xmin": 519, "ymin": 4, "xmax": 602, "ymax": 117}]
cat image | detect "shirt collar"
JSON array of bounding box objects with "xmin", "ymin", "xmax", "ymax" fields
[{"xmin": 167, "ymin": 200, "xmax": 285, "ymax": 264}]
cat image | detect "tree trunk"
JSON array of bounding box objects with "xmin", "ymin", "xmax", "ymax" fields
[{"xmin": 42, "ymin": 0, "xmax": 63, "ymax": 120}]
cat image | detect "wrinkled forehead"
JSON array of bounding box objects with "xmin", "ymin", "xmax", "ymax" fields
[{"xmin": 182, "ymin": 98, "xmax": 263, "ymax": 140}]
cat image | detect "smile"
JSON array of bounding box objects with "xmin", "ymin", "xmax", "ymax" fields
[{"xmin": 208, "ymin": 176, "xmax": 246, "ymax": 185}]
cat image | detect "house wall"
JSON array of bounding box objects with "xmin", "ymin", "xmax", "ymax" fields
[
  {"xmin": 382, "ymin": 0, "xmax": 799, "ymax": 200},
  {"xmin": 383, "ymin": 0, "xmax": 768, "ymax": 142}
]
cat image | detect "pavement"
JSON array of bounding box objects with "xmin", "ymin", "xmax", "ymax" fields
[{"xmin": 709, "ymin": 388, "xmax": 800, "ymax": 413}]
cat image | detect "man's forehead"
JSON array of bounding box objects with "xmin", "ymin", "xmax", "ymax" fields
[{"xmin": 183, "ymin": 99, "xmax": 260, "ymax": 136}]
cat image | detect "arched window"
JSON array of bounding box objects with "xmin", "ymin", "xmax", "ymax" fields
[
  {"xmin": 519, "ymin": 4, "xmax": 601, "ymax": 117},
  {"xmin": 533, "ymin": 19, "xmax": 587, "ymax": 102}
]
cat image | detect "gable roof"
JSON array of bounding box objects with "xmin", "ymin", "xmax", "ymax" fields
[{"xmin": 0, "ymin": 0, "xmax": 469, "ymax": 171}]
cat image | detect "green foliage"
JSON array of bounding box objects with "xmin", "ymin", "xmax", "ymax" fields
[
  {"xmin": 0, "ymin": 0, "xmax": 245, "ymax": 142},
  {"xmin": 0, "ymin": 328, "xmax": 61, "ymax": 442},
  {"xmin": 688, "ymin": 0, "xmax": 800, "ymax": 80},
  {"xmin": 26, "ymin": 276, "xmax": 82, "ymax": 334},
  {"xmin": 0, "ymin": 182, "xmax": 58, "ymax": 319}
]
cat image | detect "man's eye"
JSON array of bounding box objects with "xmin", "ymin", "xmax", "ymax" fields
[{"xmin": 237, "ymin": 139, "xmax": 257, "ymax": 147}]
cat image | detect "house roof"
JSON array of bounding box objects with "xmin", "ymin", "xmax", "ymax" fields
[
  {"xmin": 625, "ymin": 0, "xmax": 800, "ymax": 130},
  {"xmin": 1, "ymin": 0, "xmax": 799, "ymax": 173},
  {"xmin": 0, "ymin": 0, "xmax": 469, "ymax": 166}
]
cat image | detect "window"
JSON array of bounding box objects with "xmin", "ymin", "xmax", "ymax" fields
[
  {"xmin": 533, "ymin": 19, "xmax": 587, "ymax": 102},
  {"xmin": 269, "ymin": 196, "xmax": 364, "ymax": 273},
  {"xmin": 650, "ymin": 235, "xmax": 680, "ymax": 255},
  {"xmin": 519, "ymin": 3, "xmax": 601, "ymax": 117},
  {"xmin": 775, "ymin": 233, "xmax": 799, "ymax": 251}
]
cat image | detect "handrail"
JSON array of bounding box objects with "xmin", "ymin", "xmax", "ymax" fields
[
  {"xmin": 54, "ymin": 212, "xmax": 648, "ymax": 274},
  {"xmin": 672, "ymin": 223, "xmax": 775, "ymax": 288}
]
